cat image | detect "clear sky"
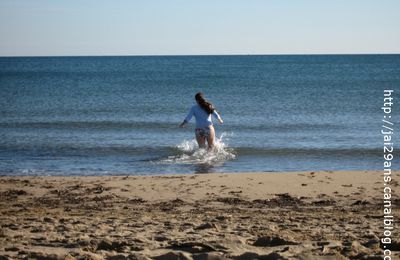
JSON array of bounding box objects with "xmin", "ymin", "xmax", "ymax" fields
[{"xmin": 0, "ymin": 0, "xmax": 399, "ymax": 56}]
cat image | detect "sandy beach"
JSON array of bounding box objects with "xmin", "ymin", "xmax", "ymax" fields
[{"xmin": 0, "ymin": 170, "xmax": 399, "ymax": 259}]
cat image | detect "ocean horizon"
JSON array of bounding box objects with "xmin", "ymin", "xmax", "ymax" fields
[{"xmin": 1, "ymin": 53, "xmax": 399, "ymax": 58}]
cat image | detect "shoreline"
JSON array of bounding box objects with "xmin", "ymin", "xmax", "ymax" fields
[
  {"xmin": 0, "ymin": 170, "xmax": 389, "ymax": 201},
  {"xmin": 1, "ymin": 170, "xmax": 399, "ymax": 259}
]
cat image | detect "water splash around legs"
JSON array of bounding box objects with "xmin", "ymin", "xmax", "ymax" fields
[{"xmin": 162, "ymin": 132, "xmax": 236, "ymax": 166}]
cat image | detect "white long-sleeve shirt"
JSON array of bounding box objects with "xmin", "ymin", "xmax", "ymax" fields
[{"xmin": 184, "ymin": 104, "xmax": 222, "ymax": 129}]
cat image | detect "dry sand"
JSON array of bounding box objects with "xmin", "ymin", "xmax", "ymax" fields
[{"xmin": 0, "ymin": 170, "xmax": 399, "ymax": 259}]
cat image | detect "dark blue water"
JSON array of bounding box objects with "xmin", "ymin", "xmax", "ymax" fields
[{"xmin": 0, "ymin": 55, "xmax": 399, "ymax": 175}]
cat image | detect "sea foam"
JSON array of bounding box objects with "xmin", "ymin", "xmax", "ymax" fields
[{"xmin": 162, "ymin": 132, "xmax": 235, "ymax": 165}]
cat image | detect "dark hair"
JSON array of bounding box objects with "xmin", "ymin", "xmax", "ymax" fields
[{"xmin": 195, "ymin": 92, "xmax": 215, "ymax": 114}]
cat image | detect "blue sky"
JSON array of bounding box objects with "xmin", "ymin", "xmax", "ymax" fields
[{"xmin": 0, "ymin": 0, "xmax": 399, "ymax": 56}]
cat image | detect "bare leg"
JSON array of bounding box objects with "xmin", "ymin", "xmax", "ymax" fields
[
  {"xmin": 196, "ymin": 134, "xmax": 207, "ymax": 149},
  {"xmin": 206, "ymin": 126, "xmax": 215, "ymax": 150}
]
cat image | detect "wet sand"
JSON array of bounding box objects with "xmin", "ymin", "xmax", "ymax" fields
[{"xmin": 0, "ymin": 170, "xmax": 399, "ymax": 259}]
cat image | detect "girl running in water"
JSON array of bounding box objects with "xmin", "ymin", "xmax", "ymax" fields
[{"xmin": 179, "ymin": 92, "xmax": 223, "ymax": 150}]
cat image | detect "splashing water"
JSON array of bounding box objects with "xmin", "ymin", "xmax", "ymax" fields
[{"xmin": 162, "ymin": 132, "xmax": 236, "ymax": 165}]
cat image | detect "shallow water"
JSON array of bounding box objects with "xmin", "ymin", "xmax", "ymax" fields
[{"xmin": 0, "ymin": 55, "xmax": 399, "ymax": 175}]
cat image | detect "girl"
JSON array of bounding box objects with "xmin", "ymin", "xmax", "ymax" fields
[{"xmin": 179, "ymin": 92, "xmax": 223, "ymax": 150}]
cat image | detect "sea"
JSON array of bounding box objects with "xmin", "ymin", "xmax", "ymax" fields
[{"xmin": 0, "ymin": 55, "xmax": 399, "ymax": 175}]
